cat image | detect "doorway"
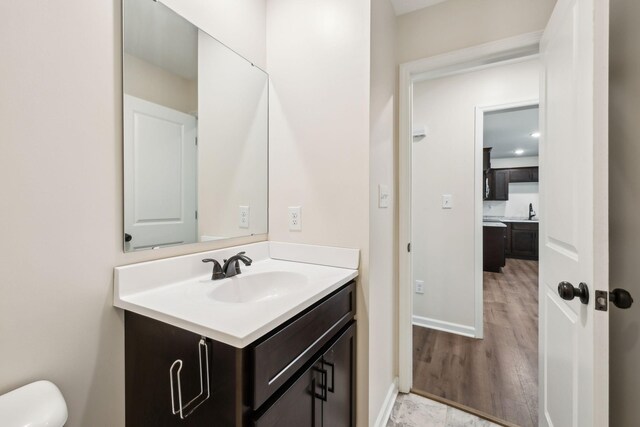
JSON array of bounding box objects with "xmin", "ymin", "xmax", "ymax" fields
[
  {"xmin": 397, "ymin": 32, "xmax": 543, "ymax": 427},
  {"xmin": 412, "ymin": 98, "xmax": 540, "ymax": 426}
]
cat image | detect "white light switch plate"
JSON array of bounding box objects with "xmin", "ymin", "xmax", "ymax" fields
[
  {"xmin": 415, "ymin": 280, "xmax": 425, "ymax": 294},
  {"xmin": 288, "ymin": 206, "xmax": 302, "ymax": 231},
  {"xmin": 239, "ymin": 206, "xmax": 250, "ymax": 228},
  {"xmin": 379, "ymin": 184, "xmax": 390, "ymax": 208},
  {"xmin": 442, "ymin": 194, "xmax": 453, "ymax": 209}
]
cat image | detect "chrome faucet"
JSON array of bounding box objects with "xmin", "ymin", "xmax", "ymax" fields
[
  {"xmin": 222, "ymin": 251, "xmax": 253, "ymax": 278},
  {"xmin": 528, "ymin": 203, "xmax": 536, "ymax": 220}
]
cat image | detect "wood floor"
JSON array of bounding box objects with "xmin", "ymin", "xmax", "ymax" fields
[{"xmin": 413, "ymin": 258, "xmax": 539, "ymax": 427}]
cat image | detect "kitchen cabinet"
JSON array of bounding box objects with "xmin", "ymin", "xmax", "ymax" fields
[
  {"xmin": 485, "ymin": 169, "xmax": 509, "ymax": 201},
  {"xmin": 505, "ymin": 222, "xmax": 538, "ymax": 260},
  {"xmin": 505, "ymin": 167, "xmax": 539, "ymax": 183},
  {"xmin": 483, "ymin": 147, "xmax": 492, "ymax": 171},
  {"xmin": 483, "ymin": 225, "xmax": 506, "ymax": 272},
  {"xmin": 124, "ymin": 282, "xmax": 357, "ymax": 426}
]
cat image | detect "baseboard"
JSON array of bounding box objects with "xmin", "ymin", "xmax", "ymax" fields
[
  {"xmin": 412, "ymin": 315, "xmax": 476, "ymax": 338},
  {"xmin": 373, "ymin": 377, "xmax": 399, "ymax": 427}
]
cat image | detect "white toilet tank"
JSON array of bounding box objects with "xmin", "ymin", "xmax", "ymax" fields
[{"xmin": 0, "ymin": 380, "xmax": 68, "ymax": 427}]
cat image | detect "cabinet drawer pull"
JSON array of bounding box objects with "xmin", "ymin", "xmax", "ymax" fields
[
  {"xmin": 323, "ymin": 361, "xmax": 335, "ymax": 393},
  {"xmin": 313, "ymin": 367, "xmax": 328, "ymax": 402},
  {"xmin": 169, "ymin": 337, "xmax": 210, "ymax": 419}
]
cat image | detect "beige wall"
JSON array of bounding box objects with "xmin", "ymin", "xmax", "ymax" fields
[
  {"xmin": 0, "ymin": 0, "xmax": 266, "ymax": 425},
  {"xmin": 123, "ymin": 53, "xmax": 197, "ymax": 114},
  {"xmin": 609, "ymin": 0, "xmax": 640, "ymax": 425},
  {"xmin": 411, "ymin": 60, "xmax": 539, "ymax": 329},
  {"xmin": 396, "ymin": 0, "xmax": 556, "ymax": 64},
  {"xmin": 266, "ymin": 0, "xmax": 372, "ymax": 423},
  {"xmin": 369, "ymin": 0, "xmax": 399, "ymax": 423},
  {"xmin": 198, "ymin": 31, "xmax": 268, "ymax": 239}
]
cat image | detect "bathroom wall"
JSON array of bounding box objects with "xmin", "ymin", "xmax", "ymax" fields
[
  {"xmin": 369, "ymin": 0, "xmax": 399, "ymax": 423},
  {"xmin": 123, "ymin": 53, "xmax": 197, "ymax": 114},
  {"xmin": 411, "ymin": 59, "xmax": 539, "ymax": 331},
  {"xmin": 266, "ymin": 0, "xmax": 372, "ymax": 422},
  {"xmin": 197, "ymin": 31, "xmax": 269, "ymax": 239},
  {"xmin": 0, "ymin": 0, "xmax": 266, "ymax": 425},
  {"xmin": 609, "ymin": 0, "xmax": 640, "ymax": 424},
  {"xmin": 396, "ymin": 0, "xmax": 556, "ymax": 64}
]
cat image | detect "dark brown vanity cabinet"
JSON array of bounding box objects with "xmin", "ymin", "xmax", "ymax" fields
[
  {"xmin": 255, "ymin": 323, "xmax": 356, "ymax": 427},
  {"xmin": 125, "ymin": 282, "xmax": 356, "ymax": 427}
]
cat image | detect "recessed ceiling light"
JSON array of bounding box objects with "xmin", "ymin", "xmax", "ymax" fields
[
  {"xmin": 514, "ymin": 149, "xmax": 525, "ymax": 155},
  {"xmin": 530, "ymin": 131, "xmax": 540, "ymax": 138}
]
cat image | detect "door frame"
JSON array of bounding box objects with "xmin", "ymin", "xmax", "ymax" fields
[
  {"xmin": 473, "ymin": 99, "xmax": 539, "ymax": 338},
  {"xmin": 398, "ymin": 32, "xmax": 543, "ymax": 393}
]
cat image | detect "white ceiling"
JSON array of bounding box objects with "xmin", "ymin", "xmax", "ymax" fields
[
  {"xmin": 390, "ymin": 0, "xmax": 450, "ymax": 16},
  {"xmin": 483, "ymin": 105, "xmax": 540, "ymax": 159},
  {"xmin": 124, "ymin": 0, "xmax": 198, "ymax": 80}
]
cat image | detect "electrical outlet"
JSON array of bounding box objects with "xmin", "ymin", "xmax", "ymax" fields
[
  {"xmin": 415, "ymin": 280, "xmax": 425, "ymax": 294},
  {"xmin": 288, "ymin": 206, "xmax": 302, "ymax": 231},
  {"xmin": 239, "ymin": 206, "xmax": 250, "ymax": 229}
]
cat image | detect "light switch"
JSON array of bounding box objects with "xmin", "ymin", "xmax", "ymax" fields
[
  {"xmin": 239, "ymin": 206, "xmax": 250, "ymax": 228},
  {"xmin": 379, "ymin": 184, "xmax": 390, "ymax": 208},
  {"xmin": 442, "ymin": 194, "xmax": 453, "ymax": 209},
  {"xmin": 415, "ymin": 280, "xmax": 425, "ymax": 294}
]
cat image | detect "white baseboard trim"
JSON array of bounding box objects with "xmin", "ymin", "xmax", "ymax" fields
[
  {"xmin": 412, "ymin": 315, "xmax": 477, "ymax": 338},
  {"xmin": 373, "ymin": 377, "xmax": 399, "ymax": 427}
]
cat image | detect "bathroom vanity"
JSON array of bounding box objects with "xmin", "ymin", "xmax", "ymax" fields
[{"xmin": 114, "ymin": 242, "xmax": 359, "ymax": 426}]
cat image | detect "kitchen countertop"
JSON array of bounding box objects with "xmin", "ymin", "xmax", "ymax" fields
[
  {"xmin": 483, "ymin": 216, "xmax": 539, "ymax": 223},
  {"xmin": 483, "ymin": 222, "xmax": 507, "ymax": 228}
]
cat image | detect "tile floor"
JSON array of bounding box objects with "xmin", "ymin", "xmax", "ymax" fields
[{"xmin": 386, "ymin": 393, "xmax": 502, "ymax": 427}]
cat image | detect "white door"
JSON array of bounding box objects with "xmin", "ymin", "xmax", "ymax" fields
[
  {"xmin": 539, "ymin": 0, "xmax": 609, "ymax": 425},
  {"xmin": 124, "ymin": 95, "xmax": 197, "ymax": 250}
]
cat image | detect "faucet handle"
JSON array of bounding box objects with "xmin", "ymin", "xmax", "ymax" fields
[{"xmin": 202, "ymin": 258, "xmax": 225, "ymax": 280}]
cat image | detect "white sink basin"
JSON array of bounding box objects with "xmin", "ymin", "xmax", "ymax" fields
[{"xmin": 209, "ymin": 271, "xmax": 309, "ymax": 303}]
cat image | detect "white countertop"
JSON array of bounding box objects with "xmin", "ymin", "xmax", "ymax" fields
[
  {"xmin": 483, "ymin": 222, "xmax": 507, "ymax": 228},
  {"xmin": 114, "ymin": 242, "xmax": 359, "ymax": 348}
]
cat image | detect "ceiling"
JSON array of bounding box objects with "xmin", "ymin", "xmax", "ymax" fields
[
  {"xmin": 123, "ymin": 0, "xmax": 198, "ymax": 80},
  {"xmin": 483, "ymin": 105, "xmax": 539, "ymax": 159},
  {"xmin": 390, "ymin": 0, "xmax": 450, "ymax": 16}
]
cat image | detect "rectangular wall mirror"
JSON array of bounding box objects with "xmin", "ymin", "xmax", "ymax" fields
[{"xmin": 122, "ymin": 0, "xmax": 268, "ymax": 252}]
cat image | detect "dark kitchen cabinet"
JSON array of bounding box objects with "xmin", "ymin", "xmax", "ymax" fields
[
  {"xmin": 125, "ymin": 282, "xmax": 357, "ymax": 427},
  {"xmin": 483, "ymin": 147, "xmax": 492, "ymax": 171},
  {"xmin": 505, "ymin": 222, "xmax": 538, "ymax": 260},
  {"xmin": 483, "ymin": 225, "xmax": 507, "ymax": 272},
  {"xmin": 506, "ymin": 167, "xmax": 539, "ymax": 183},
  {"xmin": 486, "ymin": 169, "xmax": 509, "ymax": 201}
]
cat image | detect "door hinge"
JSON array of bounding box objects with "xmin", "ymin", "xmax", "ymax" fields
[
  {"xmin": 195, "ymin": 137, "xmax": 198, "ymax": 146},
  {"xmin": 195, "ymin": 211, "xmax": 198, "ymax": 220},
  {"xmin": 407, "ymin": 243, "xmax": 411, "ymax": 252}
]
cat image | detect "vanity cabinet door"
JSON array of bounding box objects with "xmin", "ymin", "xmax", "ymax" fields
[
  {"xmin": 321, "ymin": 323, "xmax": 356, "ymax": 427},
  {"xmin": 125, "ymin": 312, "xmax": 217, "ymax": 426},
  {"xmin": 253, "ymin": 360, "xmax": 322, "ymax": 427}
]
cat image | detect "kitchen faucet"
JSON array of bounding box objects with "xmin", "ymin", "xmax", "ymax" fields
[{"xmin": 528, "ymin": 203, "xmax": 536, "ymax": 220}]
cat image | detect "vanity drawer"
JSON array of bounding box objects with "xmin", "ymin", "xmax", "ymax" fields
[{"xmin": 251, "ymin": 281, "xmax": 356, "ymax": 410}]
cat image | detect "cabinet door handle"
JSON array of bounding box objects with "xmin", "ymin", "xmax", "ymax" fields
[
  {"xmin": 312, "ymin": 367, "xmax": 328, "ymax": 402},
  {"xmin": 323, "ymin": 361, "xmax": 335, "ymax": 393}
]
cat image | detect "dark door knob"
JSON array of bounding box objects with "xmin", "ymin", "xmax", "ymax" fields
[
  {"xmin": 558, "ymin": 281, "xmax": 589, "ymax": 304},
  {"xmin": 124, "ymin": 233, "xmax": 132, "ymax": 242},
  {"xmin": 610, "ymin": 288, "xmax": 634, "ymax": 309}
]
